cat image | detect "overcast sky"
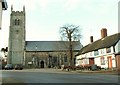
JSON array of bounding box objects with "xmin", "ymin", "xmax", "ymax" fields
[{"xmin": 0, "ymin": 0, "xmax": 119, "ymax": 49}]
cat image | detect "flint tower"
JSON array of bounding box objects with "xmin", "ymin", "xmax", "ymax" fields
[{"xmin": 8, "ymin": 6, "xmax": 26, "ymax": 65}]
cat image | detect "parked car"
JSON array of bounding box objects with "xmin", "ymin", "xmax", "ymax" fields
[
  {"xmin": 4, "ymin": 64, "xmax": 14, "ymax": 70},
  {"xmin": 0, "ymin": 64, "xmax": 2, "ymax": 70},
  {"xmin": 90, "ymin": 65, "xmax": 101, "ymax": 71},
  {"xmin": 14, "ymin": 64, "xmax": 23, "ymax": 70}
]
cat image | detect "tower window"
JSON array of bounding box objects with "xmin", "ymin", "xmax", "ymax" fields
[
  {"xmin": 16, "ymin": 30, "xmax": 19, "ymax": 33},
  {"xmin": 15, "ymin": 19, "xmax": 20, "ymax": 26}
]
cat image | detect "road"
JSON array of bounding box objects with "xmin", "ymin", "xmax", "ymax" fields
[{"xmin": 1, "ymin": 69, "xmax": 120, "ymax": 85}]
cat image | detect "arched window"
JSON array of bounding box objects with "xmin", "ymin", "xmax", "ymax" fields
[
  {"xmin": 64, "ymin": 55, "xmax": 67, "ymax": 62},
  {"xmin": 15, "ymin": 19, "xmax": 20, "ymax": 26}
]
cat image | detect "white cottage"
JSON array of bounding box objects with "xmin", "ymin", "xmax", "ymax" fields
[{"xmin": 76, "ymin": 28, "xmax": 120, "ymax": 69}]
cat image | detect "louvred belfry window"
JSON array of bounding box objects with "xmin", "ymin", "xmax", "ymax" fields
[{"xmin": 15, "ymin": 19, "xmax": 20, "ymax": 26}]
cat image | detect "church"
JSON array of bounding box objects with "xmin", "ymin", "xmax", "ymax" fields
[{"xmin": 7, "ymin": 6, "xmax": 82, "ymax": 68}]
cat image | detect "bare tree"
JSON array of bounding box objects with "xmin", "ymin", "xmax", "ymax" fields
[
  {"xmin": 1, "ymin": 47, "xmax": 8, "ymax": 58},
  {"xmin": 1, "ymin": 47, "xmax": 8, "ymax": 53},
  {"xmin": 59, "ymin": 24, "xmax": 81, "ymax": 66}
]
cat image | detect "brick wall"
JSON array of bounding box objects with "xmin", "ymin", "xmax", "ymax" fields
[{"xmin": 115, "ymin": 55, "xmax": 120, "ymax": 73}]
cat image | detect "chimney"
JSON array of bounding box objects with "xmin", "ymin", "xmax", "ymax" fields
[
  {"xmin": 101, "ymin": 28, "xmax": 107, "ymax": 38},
  {"xmin": 90, "ymin": 36, "xmax": 93, "ymax": 43}
]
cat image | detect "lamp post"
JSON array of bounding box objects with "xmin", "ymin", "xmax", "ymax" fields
[
  {"xmin": 32, "ymin": 56, "xmax": 35, "ymax": 67},
  {"xmin": 35, "ymin": 45, "xmax": 38, "ymax": 68},
  {"xmin": 48, "ymin": 55, "xmax": 52, "ymax": 68},
  {"xmin": 0, "ymin": 0, "xmax": 8, "ymax": 29}
]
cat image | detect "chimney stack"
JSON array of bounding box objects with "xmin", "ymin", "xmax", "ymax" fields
[
  {"xmin": 101, "ymin": 28, "xmax": 107, "ymax": 38},
  {"xmin": 90, "ymin": 36, "xmax": 93, "ymax": 43}
]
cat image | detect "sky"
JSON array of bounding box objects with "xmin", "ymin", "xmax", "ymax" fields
[{"xmin": 0, "ymin": 0, "xmax": 119, "ymax": 50}]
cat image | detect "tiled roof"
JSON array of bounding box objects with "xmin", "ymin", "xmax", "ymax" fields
[
  {"xmin": 25, "ymin": 41, "xmax": 82, "ymax": 52},
  {"xmin": 77, "ymin": 33, "xmax": 120, "ymax": 55}
]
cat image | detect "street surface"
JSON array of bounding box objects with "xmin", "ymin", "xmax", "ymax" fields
[{"xmin": 0, "ymin": 68, "xmax": 120, "ymax": 85}]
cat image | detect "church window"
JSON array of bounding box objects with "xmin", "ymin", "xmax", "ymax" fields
[
  {"xmin": 53, "ymin": 57, "xmax": 57, "ymax": 63},
  {"xmin": 15, "ymin": 19, "xmax": 20, "ymax": 26},
  {"xmin": 64, "ymin": 55, "xmax": 67, "ymax": 62}
]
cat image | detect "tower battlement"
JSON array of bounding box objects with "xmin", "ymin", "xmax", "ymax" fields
[
  {"xmin": 12, "ymin": 11, "xmax": 24, "ymax": 13},
  {"xmin": 11, "ymin": 5, "xmax": 25, "ymax": 15},
  {"xmin": 11, "ymin": 11, "xmax": 25, "ymax": 16}
]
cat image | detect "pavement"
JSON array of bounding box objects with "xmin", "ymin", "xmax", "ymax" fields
[
  {"xmin": 1, "ymin": 68, "xmax": 119, "ymax": 74},
  {"xmin": 62, "ymin": 69, "xmax": 119, "ymax": 75},
  {"xmin": 74, "ymin": 70, "xmax": 119, "ymax": 74},
  {"xmin": 16, "ymin": 68, "xmax": 119, "ymax": 75}
]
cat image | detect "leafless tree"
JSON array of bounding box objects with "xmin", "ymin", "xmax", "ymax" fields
[
  {"xmin": 59, "ymin": 24, "xmax": 81, "ymax": 66},
  {"xmin": 1, "ymin": 47, "xmax": 8, "ymax": 59},
  {"xmin": 1, "ymin": 47, "xmax": 8, "ymax": 53}
]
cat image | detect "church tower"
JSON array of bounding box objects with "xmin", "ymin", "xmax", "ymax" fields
[{"xmin": 8, "ymin": 6, "xmax": 26, "ymax": 65}]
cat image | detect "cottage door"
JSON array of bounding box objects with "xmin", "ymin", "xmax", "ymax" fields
[
  {"xmin": 107, "ymin": 56, "xmax": 112, "ymax": 69},
  {"xmin": 89, "ymin": 58, "xmax": 94, "ymax": 65}
]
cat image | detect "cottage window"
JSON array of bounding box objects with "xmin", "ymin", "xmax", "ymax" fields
[
  {"xmin": 106, "ymin": 47, "xmax": 111, "ymax": 53},
  {"xmin": 90, "ymin": 52, "xmax": 92, "ymax": 56},
  {"xmin": 101, "ymin": 49, "xmax": 105, "ymax": 54},
  {"xmin": 84, "ymin": 58, "xmax": 89, "ymax": 64},
  {"xmin": 100, "ymin": 57, "xmax": 105, "ymax": 65},
  {"xmin": 94, "ymin": 50, "xmax": 99, "ymax": 56}
]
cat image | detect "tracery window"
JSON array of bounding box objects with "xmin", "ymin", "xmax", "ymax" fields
[{"xmin": 64, "ymin": 55, "xmax": 67, "ymax": 62}]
